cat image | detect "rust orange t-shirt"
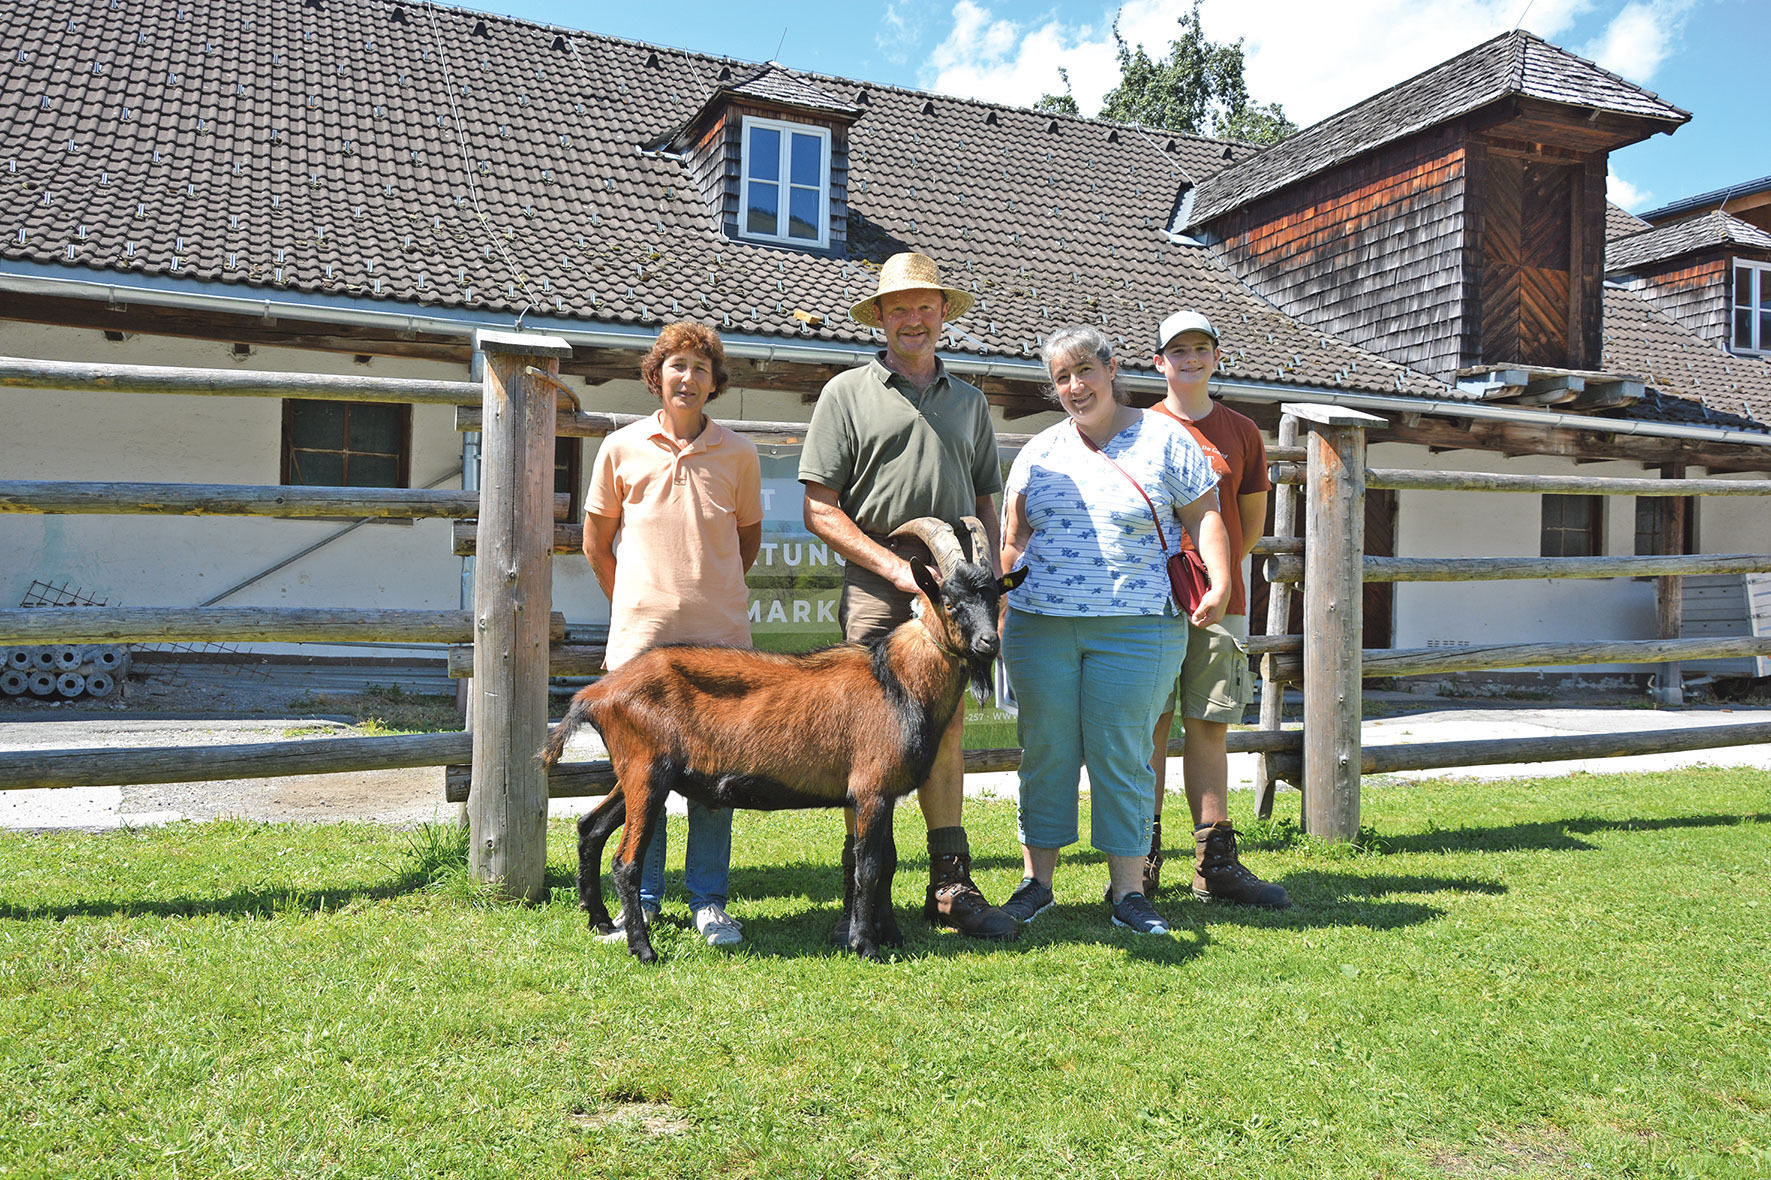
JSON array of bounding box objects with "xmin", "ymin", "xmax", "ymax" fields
[
  {"xmin": 1148, "ymin": 400, "xmax": 1270, "ymax": 618},
  {"xmin": 586, "ymin": 412, "xmax": 763, "ymax": 669}
]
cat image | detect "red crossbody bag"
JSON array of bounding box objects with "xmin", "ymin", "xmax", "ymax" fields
[{"xmin": 1074, "ymin": 422, "xmax": 1211, "ymax": 615}]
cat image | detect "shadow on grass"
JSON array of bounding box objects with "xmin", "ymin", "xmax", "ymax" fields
[
  {"xmin": 0, "ymin": 873, "xmax": 439, "ymax": 923},
  {"xmin": 1371, "ymin": 811, "xmax": 1770, "ymax": 856}
]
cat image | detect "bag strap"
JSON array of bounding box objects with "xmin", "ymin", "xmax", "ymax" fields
[{"xmin": 1073, "ymin": 421, "xmax": 1169, "ymax": 551}]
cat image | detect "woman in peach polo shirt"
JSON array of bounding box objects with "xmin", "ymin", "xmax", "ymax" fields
[{"xmin": 583, "ymin": 322, "xmax": 763, "ymax": 948}]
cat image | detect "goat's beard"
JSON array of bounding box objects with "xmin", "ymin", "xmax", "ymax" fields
[{"xmin": 966, "ymin": 654, "xmax": 996, "ymax": 702}]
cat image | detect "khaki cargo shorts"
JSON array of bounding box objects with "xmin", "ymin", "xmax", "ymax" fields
[{"xmin": 1164, "ymin": 613, "xmax": 1253, "ymax": 723}]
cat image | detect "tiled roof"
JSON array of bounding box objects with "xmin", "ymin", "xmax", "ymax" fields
[
  {"xmin": 1, "ymin": 0, "xmax": 1762, "ymax": 435},
  {"xmin": 1606, "ymin": 211, "xmax": 1771, "ymax": 272},
  {"xmin": 1640, "ymin": 175, "xmax": 1771, "ymax": 223},
  {"xmin": 1185, "ymin": 31, "xmax": 1688, "ymax": 227},
  {"xmin": 1606, "ymin": 201, "xmax": 1651, "ymax": 242},
  {"xmin": 0, "ymin": 0, "xmax": 1440, "ymax": 402},
  {"xmin": 723, "ymin": 64, "xmax": 862, "ymax": 119},
  {"xmin": 1603, "ymin": 287, "xmax": 1771, "ymax": 430}
]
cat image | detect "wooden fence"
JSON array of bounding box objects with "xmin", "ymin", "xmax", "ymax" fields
[
  {"xmin": 6, "ymin": 351, "xmax": 1771, "ymax": 893},
  {"xmin": 1249, "ymin": 404, "xmax": 1771, "ymax": 840}
]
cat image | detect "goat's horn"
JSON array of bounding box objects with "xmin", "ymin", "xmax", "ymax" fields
[
  {"xmin": 959, "ymin": 516, "xmax": 990, "ymax": 567},
  {"xmin": 889, "ymin": 517, "xmax": 966, "ymax": 580}
]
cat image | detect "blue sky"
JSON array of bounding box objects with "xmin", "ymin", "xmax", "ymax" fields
[{"xmin": 490, "ymin": 0, "xmax": 1764, "ymax": 214}]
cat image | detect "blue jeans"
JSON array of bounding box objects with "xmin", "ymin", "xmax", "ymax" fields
[
  {"xmin": 635, "ymin": 798, "xmax": 733, "ymax": 912},
  {"xmin": 1002, "ymin": 609, "xmax": 1186, "ymax": 858}
]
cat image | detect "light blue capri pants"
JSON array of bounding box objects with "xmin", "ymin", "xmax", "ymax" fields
[{"xmin": 1001, "ymin": 608, "xmax": 1188, "ymax": 858}]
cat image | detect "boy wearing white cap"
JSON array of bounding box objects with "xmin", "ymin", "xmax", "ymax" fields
[{"xmin": 1148, "ymin": 311, "xmax": 1289, "ymax": 909}]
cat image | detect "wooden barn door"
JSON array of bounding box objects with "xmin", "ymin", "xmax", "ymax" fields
[{"xmin": 1479, "ymin": 153, "xmax": 1577, "ymax": 368}]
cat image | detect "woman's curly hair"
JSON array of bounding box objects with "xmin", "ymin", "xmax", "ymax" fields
[{"xmin": 640, "ymin": 322, "xmax": 731, "ymax": 400}]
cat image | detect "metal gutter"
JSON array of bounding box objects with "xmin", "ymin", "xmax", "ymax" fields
[{"xmin": 5, "ymin": 265, "xmax": 1769, "ymax": 451}]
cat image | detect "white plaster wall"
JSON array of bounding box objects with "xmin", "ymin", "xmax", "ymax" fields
[{"xmin": 1374, "ymin": 440, "xmax": 1771, "ymax": 675}]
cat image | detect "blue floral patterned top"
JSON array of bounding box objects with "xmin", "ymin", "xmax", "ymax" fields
[{"xmin": 1004, "ymin": 413, "xmax": 1218, "ymax": 617}]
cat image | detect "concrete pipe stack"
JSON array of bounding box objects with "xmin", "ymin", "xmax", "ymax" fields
[{"xmin": 0, "ymin": 645, "xmax": 130, "ymax": 699}]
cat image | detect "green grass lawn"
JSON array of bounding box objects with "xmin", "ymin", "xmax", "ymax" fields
[{"xmin": 2, "ymin": 769, "xmax": 1767, "ymax": 1178}]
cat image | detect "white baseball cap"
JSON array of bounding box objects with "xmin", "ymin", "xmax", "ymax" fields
[{"xmin": 1157, "ymin": 310, "xmax": 1219, "ymax": 349}]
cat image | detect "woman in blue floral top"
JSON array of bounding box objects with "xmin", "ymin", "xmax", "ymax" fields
[{"xmin": 996, "ymin": 325, "xmax": 1232, "ymax": 936}]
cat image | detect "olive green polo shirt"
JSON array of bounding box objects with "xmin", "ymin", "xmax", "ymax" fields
[{"xmin": 797, "ymin": 354, "xmax": 1002, "ymax": 538}]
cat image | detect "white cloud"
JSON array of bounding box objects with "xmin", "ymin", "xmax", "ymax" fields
[
  {"xmin": 1608, "ymin": 168, "xmax": 1651, "ymax": 212},
  {"xmin": 877, "ymin": 2, "xmax": 922, "ymax": 66},
  {"xmin": 1578, "ymin": 0, "xmax": 1693, "ymax": 82},
  {"xmin": 925, "ymin": 2, "xmax": 1120, "ymax": 111},
  {"xmin": 918, "ymin": 0, "xmax": 1665, "ymax": 131}
]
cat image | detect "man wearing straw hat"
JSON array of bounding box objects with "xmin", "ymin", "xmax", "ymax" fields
[{"xmin": 799, "ymin": 251, "xmax": 1020, "ymax": 943}]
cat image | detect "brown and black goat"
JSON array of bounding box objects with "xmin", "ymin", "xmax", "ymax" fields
[{"xmin": 538, "ymin": 517, "xmax": 1026, "ymax": 962}]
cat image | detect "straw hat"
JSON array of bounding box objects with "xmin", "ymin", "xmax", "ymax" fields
[{"xmin": 848, "ymin": 252, "xmax": 975, "ymax": 328}]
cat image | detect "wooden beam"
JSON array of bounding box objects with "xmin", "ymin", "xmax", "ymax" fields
[
  {"xmin": 0, "ymin": 606, "xmax": 571, "ymax": 645},
  {"xmin": 0, "ymin": 480, "xmax": 490, "ymax": 520},
  {"xmin": 1266, "ymin": 720, "xmax": 1771, "ymax": 780},
  {"xmin": 0, "ymin": 732, "xmax": 471, "ymax": 791},
  {"xmin": 444, "ymin": 728, "xmax": 1305, "ymax": 803},
  {"xmin": 466, "ymin": 332, "xmax": 566, "ymax": 902},
  {"xmin": 1265, "ymin": 552, "xmax": 1771, "ymax": 585},
  {"xmin": 1263, "ymin": 635, "xmax": 1771, "ymax": 682},
  {"xmin": 1366, "ymin": 468, "xmax": 1771, "ymax": 496},
  {"xmin": 1512, "ymin": 374, "xmax": 1584, "ymax": 406},
  {"xmin": 454, "ymin": 521, "xmax": 582, "ymax": 555},
  {"xmin": 0, "ymin": 354, "xmax": 478, "ymax": 403},
  {"xmin": 446, "ymin": 644, "xmax": 605, "ymax": 678}
]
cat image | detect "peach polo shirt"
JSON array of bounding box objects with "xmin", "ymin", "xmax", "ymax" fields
[{"xmin": 586, "ymin": 411, "xmax": 763, "ymax": 669}]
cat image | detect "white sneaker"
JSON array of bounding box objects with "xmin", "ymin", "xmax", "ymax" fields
[
  {"xmin": 598, "ymin": 904, "xmax": 659, "ymax": 944},
  {"xmin": 694, "ymin": 904, "xmax": 744, "ymax": 948}
]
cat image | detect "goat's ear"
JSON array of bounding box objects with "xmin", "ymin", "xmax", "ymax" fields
[
  {"xmin": 1000, "ymin": 565, "xmax": 1029, "ymax": 592},
  {"xmin": 909, "ymin": 558, "xmax": 944, "ymax": 604}
]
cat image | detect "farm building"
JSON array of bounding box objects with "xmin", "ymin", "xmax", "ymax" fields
[{"xmin": 4, "ymin": 0, "xmax": 1771, "ymax": 691}]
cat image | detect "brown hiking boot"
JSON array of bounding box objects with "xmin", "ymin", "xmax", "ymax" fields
[
  {"xmin": 1193, "ymin": 821, "xmax": 1290, "ymax": 909},
  {"xmin": 1142, "ymin": 818, "xmax": 1165, "ymax": 897},
  {"xmin": 925, "ymin": 851, "xmax": 1020, "ymax": 940}
]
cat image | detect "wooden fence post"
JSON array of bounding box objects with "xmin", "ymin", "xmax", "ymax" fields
[
  {"xmin": 1255, "ymin": 412, "xmax": 1301, "ymax": 818},
  {"xmin": 1289, "ymin": 403, "xmax": 1385, "ymax": 842},
  {"xmin": 1653, "ymin": 462, "xmax": 1687, "ymax": 707},
  {"xmin": 468, "ymin": 330, "xmax": 571, "ymax": 901}
]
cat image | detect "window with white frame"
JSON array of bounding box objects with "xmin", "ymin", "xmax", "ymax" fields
[
  {"xmin": 1734, "ymin": 260, "xmax": 1771, "ymax": 354},
  {"xmin": 739, "ymin": 117, "xmax": 830, "ymax": 248}
]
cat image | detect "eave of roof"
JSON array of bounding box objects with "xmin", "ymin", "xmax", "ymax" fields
[
  {"xmin": 1607, "ymin": 210, "xmax": 1771, "ymax": 272},
  {"xmin": 1185, "ymin": 29, "xmax": 1689, "ymax": 228},
  {"xmin": 1640, "ymin": 175, "xmax": 1771, "ymax": 222}
]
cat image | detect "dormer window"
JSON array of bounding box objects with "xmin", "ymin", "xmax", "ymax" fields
[
  {"xmin": 1734, "ymin": 260, "xmax": 1771, "ymax": 354},
  {"xmin": 657, "ymin": 63, "xmax": 860, "ymax": 256},
  {"xmin": 740, "ymin": 116, "xmax": 830, "ymax": 247}
]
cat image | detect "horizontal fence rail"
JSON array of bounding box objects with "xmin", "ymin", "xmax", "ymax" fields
[
  {"xmin": 1264, "ymin": 553, "xmax": 1771, "ymax": 584},
  {"xmin": 1264, "ymin": 720, "xmax": 1771, "ymax": 780},
  {"xmin": 443, "ymin": 728, "xmax": 1305, "ymax": 803},
  {"xmin": 0, "ymin": 481, "xmax": 539, "ymax": 520},
  {"xmin": 1263, "ymin": 635, "xmax": 1771, "ymax": 683},
  {"xmin": 0, "ymin": 355, "xmax": 479, "ymax": 404},
  {"xmin": 0, "ymin": 607, "xmax": 566, "ymax": 645},
  {"xmin": 0, "ymin": 731, "xmax": 473, "ymax": 791},
  {"xmin": 456, "ymin": 406, "xmax": 1042, "ymax": 451},
  {"xmin": 1365, "ymin": 469, "xmax": 1771, "ymax": 496}
]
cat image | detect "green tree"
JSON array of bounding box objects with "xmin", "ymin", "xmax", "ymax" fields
[
  {"xmin": 1092, "ymin": 1, "xmax": 1295, "ymax": 146},
  {"xmin": 1035, "ymin": 66, "xmax": 1081, "ymax": 115}
]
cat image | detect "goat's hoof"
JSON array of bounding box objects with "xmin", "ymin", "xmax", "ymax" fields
[
  {"xmin": 876, "ymin": 920, "xmax": 905, "ymax": 948},
  {"xmin": 631, "ymin": 942, "xmax": 659, "ymax": 964},
  {"xmin": 853, "ymin": 941, "xmax": 884, "ymax": 962},
  {"xmin": 587, "ymin": 916, "xmax": 615, "ymax": 935}
]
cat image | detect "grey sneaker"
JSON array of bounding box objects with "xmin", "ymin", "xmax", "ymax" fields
[
  {"xmin": 1000, "ymin": 876, "xmax": 1054, "ymax": 923},
  {"xmin": 598, "ymin": 903, "xmax": 660, "ymax": 944},
  {"xmin": 694, "ymin": 904, "xmax": 744, "ymax": 948},
  {"xmin": 1109, "ymin": 891, "xmax": 1171, "ymax": 935}
]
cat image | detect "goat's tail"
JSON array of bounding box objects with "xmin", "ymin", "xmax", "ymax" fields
[{"xmin": 538, "ymin": 685, "xmax": 597, "ymax": 771}]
